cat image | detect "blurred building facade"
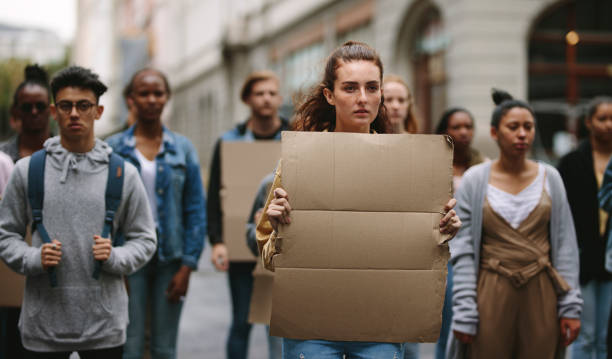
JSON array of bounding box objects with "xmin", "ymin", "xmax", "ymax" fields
[
  {"xmin": 74, "ymin": 0, "xmax": 612, "ymax": 168},
  {"xmin": 0, "ymin": 23, "xmax": 65, "ymax": 64}
]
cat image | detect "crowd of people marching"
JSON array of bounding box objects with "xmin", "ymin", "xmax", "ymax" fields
[{"xmin": 0, "ymin": 41, "xmax": 611, "ymax": 359}]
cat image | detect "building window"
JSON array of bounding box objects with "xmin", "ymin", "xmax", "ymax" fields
[
  {"xmin": 529, "ymin": 0, "xmax": 612, "ymax": 159},
  {"xmin": 337, "ymin": 22, "xmax": 373, "ymax": 46},
  {"xmin": 284, "ymin": 42, "xmax": 325, "ymax": 94},
  {"xmin": 412, "ymin": 5, "xmax": 447, "ymax": 133},
  {"xmin": 273, "ymin": 41, "xmax": 326, "ymax": 119}
]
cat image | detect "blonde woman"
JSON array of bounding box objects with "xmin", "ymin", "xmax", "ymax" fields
[{"xmin": 383, "ymin": 75, "xmax": 419, "ymax": 134}]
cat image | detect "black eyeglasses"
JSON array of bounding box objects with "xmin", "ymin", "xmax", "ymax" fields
[
  {"xmin": 19, "ymin": 102, "xmax": 48, "ymax": 113},
  {"xmin": 56, "ymin": 100, "xmax": 96, "ymax": 115}
]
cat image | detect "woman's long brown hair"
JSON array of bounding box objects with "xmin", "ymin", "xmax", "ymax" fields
[{"xmin": 292, "ymin": 41, "xmax": 391, "ymax": 133}]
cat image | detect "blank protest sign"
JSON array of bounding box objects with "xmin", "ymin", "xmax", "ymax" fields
[
  {"xmin": 221, "ymin": 142, "xmax": 280, "ymax": 261},
  {"xmin": 271, "ymin": 132, "xmax": 453, "ymax": 343}
]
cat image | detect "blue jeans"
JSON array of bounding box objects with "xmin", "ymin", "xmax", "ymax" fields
[
  {"xmin": 267, "ymin": 328, "xmax": 283, "ymax": 359},
  {"xmin": 403, "ymin": 343, "xmax": 418, "ymax": 359},
  {"xmin": 227, "ymin": 262, "xmax": 255, "ymax": 359},
  {"xmin": 227, "ymin": 262, "xmax": 282, "ymax": 359},
  {"xmin": 435, "ymin": 263, "xmax": 453, "ymax": 359},
  {"xmin": 571, "ymin": 279, "xmax": 612, "ymax": 359},
  {"xmin": 282, "ymin": 339, "xmax": 403, "ymax": 358},
  {"xmin": 124, "ymin": 260, "xmax": 184, "ymax": 359}
]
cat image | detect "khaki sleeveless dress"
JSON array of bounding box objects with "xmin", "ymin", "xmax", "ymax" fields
[{"xmin": 469, "ymin": 179, "xmax": 571, "ymax": 359}]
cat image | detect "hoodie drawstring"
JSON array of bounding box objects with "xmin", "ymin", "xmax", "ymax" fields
[{"xmin": 60, "ymin": 153, "xmax": 79, "ymax": 183}]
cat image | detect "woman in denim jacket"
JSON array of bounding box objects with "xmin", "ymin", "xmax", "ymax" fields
[{"xmin": 106, "ymin": 68, "xmax": 207, "ymax": 359}]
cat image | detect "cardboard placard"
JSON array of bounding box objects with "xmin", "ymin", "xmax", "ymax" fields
[
  {"xmin": 270, "ymin": 131, "xmax": 453, "ymax": 343},
  {"xmin": 221, "ymin": 142, "xmax": 281, "ymax": 261},
  {"xmin": 0, "ymin": 262, "xmax": 25, "ymax": 307},
  {"xmin": 248, "ymin": 259, "xmax": 274, "ymax": 324},
  {"xmin": 0, "ymin": 227, "xmax": 31, "ymax": 307}
]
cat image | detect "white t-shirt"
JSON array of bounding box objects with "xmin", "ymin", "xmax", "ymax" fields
[
  {"xmin": 0, "ymin": 151, "xmax": 14, "ymax": 197},
  {"xmin": 487, "ymin": 163, "xmax": 550, "ymax": 229},
  {"xmin": 135, "ymin": 148, "xmax": 159, "ymax": 224}
]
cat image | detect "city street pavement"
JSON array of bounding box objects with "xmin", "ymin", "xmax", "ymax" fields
[
  {"xmin": 175, "ymin": 245, "xmax": 436, "ymax": 359},
  {"xmin": 177, "ymin": 245, "xmax": 269, "ymax": 359}
]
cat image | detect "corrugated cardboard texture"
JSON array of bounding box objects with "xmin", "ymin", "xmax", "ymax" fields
[
  {"xmin": 0, "ymin": 262, "xmax": 24, "ymax": 307},
  {"xmin": 248, "ymin": 260, "xmax": 274, "ymax": 324},
  {"xmin": 0, "ymin": 227, "xmax": 31, "ymax": 307},
  {"xmin": 270, "ymin": 132, "xmax": 452, "ymax": 343},
  {"xmin": 281, "ymin": 132, "xmax": 451, "ymax": 212},
  {"xmin": 221, "ymin": 142, "xmax": 281, "ymax": 261}
]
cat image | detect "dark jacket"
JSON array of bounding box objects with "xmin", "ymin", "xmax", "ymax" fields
[
  {"xmin": 558, "ymin": 140, "xmax": 611, "ymax": 284},
  {"xmin": 246, "ymin": 172, "xmax": 275, "ymax": 256},
  {"xmin": 206, "ymin": 118, "xmax": 290, "ymax": 246}
]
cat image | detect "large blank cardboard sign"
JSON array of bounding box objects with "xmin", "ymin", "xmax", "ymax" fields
[
  {"xmin": 0, "ymin": 262, "xmax": 24, "ymax": 307},
  {"xmin": 270, "ymin": 131, "xmax": 453, "ymax": 343},
  {"xmin": 248, "ymin": 260, "xmax": 274, "ymax": 324},
  {"xmin": 0, "ymin": 228, "xmax": 30, "ymax": 307},
  {"xmin": 221, "ymin": 142, "xmax": 281, "ymax": 261}
]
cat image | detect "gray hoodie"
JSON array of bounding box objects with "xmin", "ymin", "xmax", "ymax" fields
[{"xmin": 0, "ymin": 136, "xmax": 156, "ymax": 352}]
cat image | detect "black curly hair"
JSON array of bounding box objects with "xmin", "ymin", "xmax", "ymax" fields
[{"xmin": 50, "ymin": 66, "xmax": 108, "ymax": 103}]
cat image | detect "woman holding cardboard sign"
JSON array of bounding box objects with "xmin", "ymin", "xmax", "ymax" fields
[
  {"xmin": 449, "ymin": 90, "xmax": 582, "ymax": 358},
  {"xmin": 256, "ymin": 41, "xmax": 461, "ymax": 359}
]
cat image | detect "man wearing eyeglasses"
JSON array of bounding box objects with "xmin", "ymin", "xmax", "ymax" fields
[{"xmin": 0, "ymin": 66, "xmax": 157, "ymax": 359}]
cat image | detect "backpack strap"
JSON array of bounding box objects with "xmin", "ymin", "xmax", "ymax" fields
[
  {"xmin": 27, "ymin": 150, "xmax": 58, "ymax": 287},
  {"xmin": 92, "ymin": 153, "xmax": 125, "ymax": 279}
]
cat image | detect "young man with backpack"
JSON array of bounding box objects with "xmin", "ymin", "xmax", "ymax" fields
[{"xmin": 0, "ymin": 66, "xmax": 157, "ymax": 359}]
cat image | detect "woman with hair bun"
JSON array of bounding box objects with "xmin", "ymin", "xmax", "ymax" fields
[
  {"xmin": 257, "ymin": 41, "xmax": 462, "ymax": 359},
  {"xmin": 449, "ymin": 89, "xmax": 583, "ymax": 358},
  {"xmin": 0, "ymin": 64, "xmax": 52, "ymax": 163},
  {"xmin": 0, "ymin": 63, "xmax": 52, "ymax": 359}
]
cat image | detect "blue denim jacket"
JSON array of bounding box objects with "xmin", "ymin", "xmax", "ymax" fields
[{"xmin": 106, "ymin": 126, "xmax": 207, "ymax": 269}]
